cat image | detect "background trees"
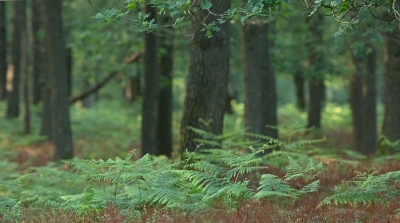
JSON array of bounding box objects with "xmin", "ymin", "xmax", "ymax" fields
[{"xmin": 0, "ymin": 0, "xmax": 399, "ymax": 161}]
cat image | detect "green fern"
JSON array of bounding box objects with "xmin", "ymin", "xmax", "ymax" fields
[{"xmin": 318, "ymin": 170, "xmax": 400, "ymax": 207}]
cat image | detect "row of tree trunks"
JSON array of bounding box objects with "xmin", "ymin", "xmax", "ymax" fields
[
  {"xmin": 242, "ymin": 19, "xmax": 278, "ymax": 148},
  {"xmin": 179, "ymin": 0, "xmax": 231, "ymax": 154},
  {"xmin": 0, "ymin": 2, "xmax": 6, "ymax": 100}
]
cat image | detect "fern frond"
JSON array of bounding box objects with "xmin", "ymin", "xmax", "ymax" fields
[
  {"xmin": 284, "ymin": 157, "xmax": 304, "ymax": 182},
  {"xmin": 318, "ymin": 191, "xmax": 386, "ymax": 207},
  {"xmin": 300, "ymin": 180, "xmax": 320, "ymax": 194},
  {"xmin": 254, "ymin": 174, "xmax": 296, "ymax": 199}
]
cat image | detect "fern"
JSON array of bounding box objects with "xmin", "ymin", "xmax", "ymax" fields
[{"xmin": 318, "ymin": 170, "xmax": 400, "ymax": 207}]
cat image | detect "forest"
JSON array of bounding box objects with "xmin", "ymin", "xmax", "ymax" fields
[{"xmin": 1, "ymin": 0, "xmax": 400, "ymax": 222}]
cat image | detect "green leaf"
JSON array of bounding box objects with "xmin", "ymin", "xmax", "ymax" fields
[{"xmin": 201, "ymin": 0, "xmax": 212, "ymax": 10}]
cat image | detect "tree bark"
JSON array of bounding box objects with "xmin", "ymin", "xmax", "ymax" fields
[
  {"xmin": 31, "ymin": 1, "xmax": 43, "ymax": 104},
  {"xmin": 349, "ymin": 52, "xmax": 364, "ymax": 152},
  {"xmin": 6, "ymin": 1, "xmax": 25, "ymax": 118},
  {"xmin": 306, "ymin": 13, "xmax": 325, "ymax": 129},
  {"xmin": 21, "ymin": 25, "xmax": 30, "ymax": 135},
  {"xmin": 141, "ymin": 4, "xmax": 158, "ymax": 156},
  {"xmin": 382, "ymin": 27, "xmax": 400, "ymax": 143},
  {"xmin": 242, "ymin": 19, "xmax": 278, "ymax": 147},
  {"xmin": 349, "ymin": 41, "xmax": 377, "ymax": 155},
  {"xmin": 156, "ymin": 16, "xmax": 174, "ymax": 157},
  {"xmin": 0, "ymin": 2, "xmax": 6, "ymax": 100},
  {"xmin": 42, "ymin": 0, "xmax": 73, "ymax": 160},
  {"xmin": 179, "ymin": 0, "xmax": 230, "ymax": 154},
  {"xmin": 362, "ymin": 47, "xmax": 377, "ymax": 155},
  {"xmin": 294, "ymin": 70, "xmax": 306, "ymax": 111}
]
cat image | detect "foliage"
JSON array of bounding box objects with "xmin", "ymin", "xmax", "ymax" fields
[
  {"xmin": 92, "ymin": 0, "xmax": 400, "ymax": 38},
  {"xmin": 319, "ymin": 170, "xmax": 400, "ymax": 207},
  {"xmin": 0, "ymin": 148, "xmax": 323, "ymax": 221}
]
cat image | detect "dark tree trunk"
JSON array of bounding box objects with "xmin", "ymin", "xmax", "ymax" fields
[
  {"xmin": 362, "ymin": 48, "xmax": 377, "ymax": 155},
  {"xmin": 66, "ymin": 46, "xmax": 72, "ymax": 97},
  {"xmin": 225, "ymin": 77, "xmax": 235, "ymax": 114},
  {"xmin": 294, "ymin": 70, "xmax": 306, "ymax": 111},
  {"xmin": 21, "ymin": 26, "xmax": 30, "ymax": 135},
  {"xmin": 42, "ymin": 0, "xmax": 73, "ymax": 160},
  {"xmin": 0, "ymin": 2, "xmax": 6, "ymax": 100},
  {"xmin": 179, "ymin": 0, "xmax": 230, "ymax": 154},
  {"xmin": 37, "ymin": 0, "xmax": 51, "ymax": 138},
  {"xmin": 6, "ymin": 1, "xmax": 25, "ymax": 118},
  {"xmin": 156, "ymin": 17, "xmax": 173, "ymax": 157},
  {"xmin": 382, "ymin": 28, "xmax": 400, "ymax": 143},
  {"xmin": 349, "ymin": 42, "xmax": 377, "ymax": 155},
  {"xmin": 129, "ymin": 68, "xmax": 141, "ymax": 102},
  {"xmin": 141, "ymin": 4, "xmax": 158, "ymax": 156},
  {"xmin": 306, "ymin": 14, "xmax": 325, "ymax": 129},
  {"xmin": 31, "ymin": 1, "xmax": 43, "ymax": 104},
  {"xmin": 242, "ymin": 19, "xmax": 278, "ymax": 145},
  {"xmin": 306, "ymin": 79, "xmax": 325, "ymax": 128},
  {"xmin": 349, "ymin": 53, "xmax": 364, "ymax": 153}
]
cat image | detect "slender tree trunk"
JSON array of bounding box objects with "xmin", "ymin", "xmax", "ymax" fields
[
  {"xmin": 0, "ymin": 2, "xmax": 6, "ymax": 100},
  {"xmin": 362, "ymin": 47, "xmax": 377, "ymax": 155},
  {"xmin": 21, "ymin": 26, "xmax": 30, "ymax": 135},
  {"xmin": 31, "ymin": 1, "xmax": 43, "ymax": 104},
  {"xmin": 42, "ymin": 0, "xmax": 73, "ymax": 160},
  {"xmin": 129, "ymin": 67, "xmax": 141, "ymax": 102},
  {"xmin": 6, "ymin": 1, "xmax": 25, "ymax": 118},
  {"xmin": 82, "ymin": 78, "xmax": 94, "ymax": 108},
  {"xmin": 382, "ymin": 27, "xmax": 400, "ymax": 143},
  {"xmin": 179, "ymin": 0, "xmax": 230, "ymax": 155},
  {"xmin": 349, "ymin": 53, "xmax": 364, "ymax": 152},
  {"xmin": 156, "ymin": 16, "xmax": 173, "ymax": 157},
  {"xmin": 66, "ymin": 46, "xmax": 72, "ymax": 97},
  {"xmin": 306, "ymin": 14, "xmax": 325, "ymax": 129},
  {"xmin": 141, "ymin": 4, "xmax": 158, "ymax": 156},
  {"xmin": 293, "ymin": 70, "xmax": 306, "ymax": 111},
  {"xmin": 242, "ymin": 19, "xmax": 278, "ymax": 146}
]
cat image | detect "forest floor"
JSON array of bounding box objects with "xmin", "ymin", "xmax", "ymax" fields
[{"xmin": 1, "ymin": 102, "xmax": 400, "ymax": 222}]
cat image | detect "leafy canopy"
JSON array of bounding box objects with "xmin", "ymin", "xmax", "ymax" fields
[{"xmin": 93, "ymin": 0, "xmax": 399, "ymax": 37}]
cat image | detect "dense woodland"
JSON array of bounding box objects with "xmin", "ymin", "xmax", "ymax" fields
[{"xmin": 1, "ymin": 0, "xmax": 400, "ymax": 222}]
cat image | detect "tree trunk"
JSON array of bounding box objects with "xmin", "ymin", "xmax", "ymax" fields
[
  {"xmin": 141, "ymin": 4, "xmax": 158, "ymax": 156},
  {"xmin": 66, "ymin": 46, "xmax": 72, "ymax": 97},
  {"xmin": 294, "ymin": 70, "xmax": 306, "ymax": 111},
  {"xmin": 156, "ymin": 16, "xmax": 173, "ymax": 157},
  {"xmin": 42, "ymin": 0, "xmax": 73, "ymax": 160},
  {"xmin": 82, "ymin": 78, "xmax": 94, "ymax": 108},
  {"xmin": 179, "ymin": 0, "xmax": 230, "ymax": 154},
  {"xmin": 31, "ymin": 1, "xmax": 43, "ymax": 104},
  {"xmin": 6, "ymin": 1, "xmax": 25, "ymax": 118},
  {"xmin": 349, "ymin": 53, "xmax": 364, "ymax": 153},
  {"xmin": 0, "ymin": 2, "xmax": 6, "ymax": 100},
  {"xmin": 242, "ymin": 19, "xmax": 278, "ymax": 147},
  {"xmin": 21, "ymin": 25, "xmax": 30, "ymax": 135},
  {"xmin": 362, "ymin": 47, "xmax": 377, "ymax": 155},
  {"xmin": 382, "ymin": 27, "xmax": 400, "ymax": 143},
  {"xmin": 129, "ymin": 67, "xmax": 141, "ymax": 102},
  {"xmin": 306, "ymin": 14, "xmax": 325, "ymax": 129},
  {"xmin": 349, "ymin": 41, "xmax": 377, "ymax": 155}
]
